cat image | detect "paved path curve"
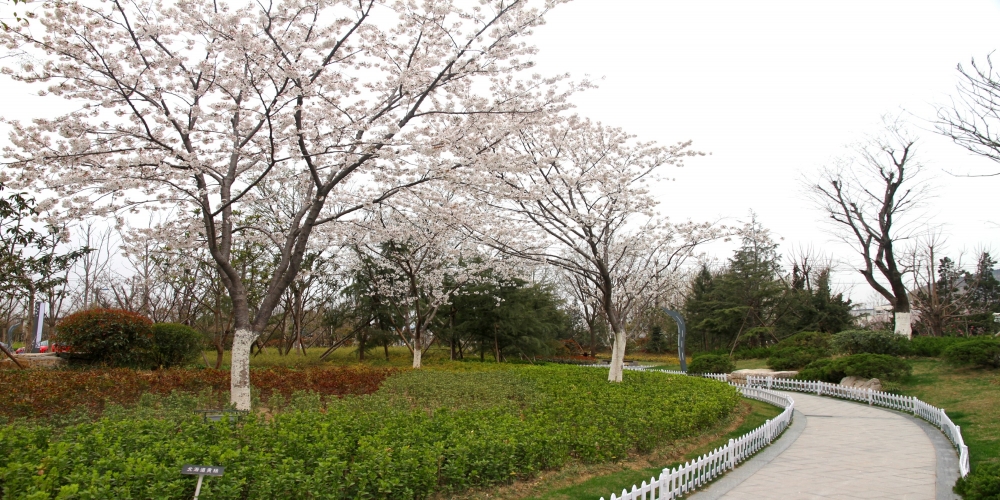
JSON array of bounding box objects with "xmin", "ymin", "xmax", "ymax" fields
[{"xmin": 689, "ymin": 391, "xmax": 959, "ymax": 500}]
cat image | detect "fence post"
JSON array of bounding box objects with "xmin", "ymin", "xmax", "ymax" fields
[
  {"xmin": 767, "ymin": 376, "xmax": 773, "ymax": 390},
  {"xmin": 727, "ymin": 438, "xmax": 735, "ymax": 469},
  {"xmin": 867, "ymin": 388, "xmax": 872, "ymax": 406}
]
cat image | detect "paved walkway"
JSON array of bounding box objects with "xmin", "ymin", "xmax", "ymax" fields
[{"xmin": 690, "ymin": 391, "xmax": 958, "ymax": 500}]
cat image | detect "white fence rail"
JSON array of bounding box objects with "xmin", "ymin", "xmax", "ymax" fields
[
  {"xmin": 745, "ymin": 375, "xmax": 971, "ymax": 477},
  {"xmin": 601, "ymin": 385, "xmax": 794, "ymax": 500}
]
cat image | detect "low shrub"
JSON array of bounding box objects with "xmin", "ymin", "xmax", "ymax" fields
[
  {"xmin": 732, "ymin": 346, "xmax": 773, "ymax": 360},
  {"xmin": 151, "ymin": 323, "xmax": 205, "ymax": 368},
  {"xmin": 766, "ymin": 332, "xmax": 833, "ymax": 370},
  {"xmin": 909, "ymin": 336, "xmax": 969, "ymax": 357},
  {"xmin": 55, "ymin": 308, "xmax": 154, "ymax": 367},
  {"xmin": 0, "ymin": 366, "xmax": 741, "ymax": 498},
  {"xmin": 687, "ymin": 354, "xmax": 735, "ymax": 374},
  {"xmin": 0, "ymin": 366, "xmax": 396, "ymax": 421},
  {"xmin": 775, "ymin": 331, "xmax": 832, "ymax": 350},
  {"xmin": 795, "ymin": 354, "xmax": 912, "ymax": 383},
  {"xmin": 954, "ymin": 461, "xmax": 1000, "ymax": 500},
  {"xmin": 831, "ymin": 330, "xmax": 907, "ymax": 356},
  {"xmin": 942, "ymin": 338, "xmax": 1000, "ymax": 369},
  {"xmin": 767, "ymin": 347, "xmax": 830, "ymax": 370}
]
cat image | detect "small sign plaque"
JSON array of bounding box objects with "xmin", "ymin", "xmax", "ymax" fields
[{"xmin": 181, "ymin": 465, "xmax": 225, "ymax": 477}]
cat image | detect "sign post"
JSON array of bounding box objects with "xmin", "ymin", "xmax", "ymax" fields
[
  {"xmin": 181, "ymin": 465, "xmax": 225, "ymax": 500},
  {"xmin": 661, "ymin": 309, "xmax": 687, "ymax": 372},
  {"xmin": 31, "ymin": 302, "xmax": 46, "ymax": 354}
]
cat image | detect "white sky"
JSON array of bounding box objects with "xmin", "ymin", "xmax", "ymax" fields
[
  {"xmin": 2, "ymin": 0, "xmax": 1000, "ymax": 306},
  {"xmin": 528, "ymin": 0, "xmax": 1000, "ymax": 304}
]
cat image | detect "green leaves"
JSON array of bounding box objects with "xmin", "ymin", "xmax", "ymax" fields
[{"xmin": 0, "ymin": 366, "xmax": 740, "ymax": 499}]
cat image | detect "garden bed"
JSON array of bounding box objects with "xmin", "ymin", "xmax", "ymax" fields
[{"xmin": 0, "ymin": 365, "xmax": 740, "ymax": 499}]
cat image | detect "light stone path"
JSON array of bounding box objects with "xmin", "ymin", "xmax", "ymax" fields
[{"xmin": 689, "ymin": 391, "xmax": 955, "ymax": 500}]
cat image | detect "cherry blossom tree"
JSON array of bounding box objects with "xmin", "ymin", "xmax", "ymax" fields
[
  {"xmin": 467, "ymin": 117, "xmax": 721, "ymax": 382},
  {"xmin": 2, "ymin": 0, "xmax": 575, "ymax": 409},
  {"xmin": 345, "ymin": 186, "xmax": 506, "ymax": 368}
]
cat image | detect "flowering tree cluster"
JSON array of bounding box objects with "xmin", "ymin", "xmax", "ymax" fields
[
  {"xmin": 2, "ymin": 0, "xmax": 576, "ymax": 409},
  {"xmin": 465, "ymin": 117, "xmax": 722, "ymax": 381}
]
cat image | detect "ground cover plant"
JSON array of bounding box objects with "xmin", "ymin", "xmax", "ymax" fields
[
  {"xmin": 0, "ymin": 366, "xmax": 395, "ymax": 421},
  {"xmin": 0, "ymin": 365, "xmax": 740, "ymax": 499}
]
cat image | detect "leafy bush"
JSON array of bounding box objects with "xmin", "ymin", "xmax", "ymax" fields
[
  {"xmin": 766, "ymin": 331, "xmax": 832, "ymax": 370},
  {"xmin": 832, "ymin": 330, "xmax": 907, "ymax": 356},
  {"xmin": 909, "ymin": 336, "xmax": 969, "ymax": 357},
  {"xmin": 0, "ymin": 366, "xmax": 741, "ymax": 498},
  {"xmin": 150, "ymin": 323, "xmax": 205, "ymax": 368},
  {"xmin": 954, "ymin": 461, "xmax": 1000, "ymax": 500},
  {"xmin": 687, "ymin": 354, "xmax": 735, "ymax": 374},
  {"xmin": 732, "ymin": 346, "xmax": 773, "ymax": 360},
  {"xmin": 55, "ymin": 308, "xmax": 154, "ymax": 367},
  {"xmin": 943, "ymin": 338, "xmax": 1000, "ymax": 369},
  {"xmin": 795, "ymin": 354, "xmax": 912, "ymax": 383}
]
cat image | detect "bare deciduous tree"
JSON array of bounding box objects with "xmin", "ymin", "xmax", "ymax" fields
[{"xmin": 810, "ymin": 121, "xmax": 927, "ymax": 338}]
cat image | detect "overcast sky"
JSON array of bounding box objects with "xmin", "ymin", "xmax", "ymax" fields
[
  {"xmin": 526, "ymin": 0, "xmax": 1000, "ymax": 304},
  {"xmin": 2, "ymin": 0, "xmax": 1000, "ymax": 306}
]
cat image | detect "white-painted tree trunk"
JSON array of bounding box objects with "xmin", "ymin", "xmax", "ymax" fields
[
  {"xmin": 607, "ymin": 331, "xmax": 626, "ymax": 383},
  {"xmin": 894, "ymin": 311, "xmax": 912, "ymax": 340},
  {"xmin": 412, "ymin": 345, "xmax": 422, "ymax": 369},
  {"xmin": 230, "ymin": 328, "xmax": 256, "ymax": 411}
]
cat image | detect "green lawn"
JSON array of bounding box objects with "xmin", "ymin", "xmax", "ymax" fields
[{"xmin": 896, "ymin": 358, "xmax": 1000, "ymax": 471}]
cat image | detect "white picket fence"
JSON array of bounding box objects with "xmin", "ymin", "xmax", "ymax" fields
[
  {"xmin": 600, "ymin": 385, "xmax": 794, "ymax": 500},
  {"xmin": 745, "ymin": 375, "xmax": 971, "ymax": 477}
]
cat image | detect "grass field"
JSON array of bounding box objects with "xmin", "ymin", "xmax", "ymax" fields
[{"xmin": 896, "ymin": 359, "xmax": 1000, "ymax": 472}]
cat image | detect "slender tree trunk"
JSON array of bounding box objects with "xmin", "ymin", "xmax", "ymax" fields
[
  {"xmin": 608, "ymin": 330, "xmax": 626, "ymax": 383},
  {"xmin": 894, "ymin": 312, "xmax": 913, "ymax": 339},
  {"xmin": 230, "ymin": 328, "xmax": 255, "ymax": 410}
]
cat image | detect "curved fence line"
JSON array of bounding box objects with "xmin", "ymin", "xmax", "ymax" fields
[
  {"xmin": 600, "ymin": 384, "xmax": 794, "ymax": 500},
  {"xmin": 745, "ymin": 375, "xmax": 971, "ymax": 477}
]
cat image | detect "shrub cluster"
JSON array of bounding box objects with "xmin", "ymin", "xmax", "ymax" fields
[
  {"xmin": 56, "ymin": 308, "xmax": 154, "ymax": 367},
  {"xmin": 766, "ymin": 332, "xmax": 832, "ymax": 370},
  {"xmin": 831, "ymin": 330, "xmax": 908, "ymax": 356},
  {"xmin": 795, "ymin": 354, "xmax": 912, "ymax": 383},
  {"xmin": 908, "ymin": 336, "xmax": 969, "ymax": 357},
  {"xmin": 150, "ymin": 323, "xmax": 205, "ymax": 368},
  {"xmin": 687, "ymin": 354, "xmax": 735, "ymax": 374},
  {"xmin": 0, "ymin": 366, "xmax": 741, "ymax": 498},
  {"xmin": 954, "ymin": 461, "xmax": 1000, "ymax": 500},
  {"xmin": 942, "ymin": 338, "xmax": 1000, "ymax": 369},
  {"xmin": 0, "ymin": 366, "xmax": 396, "ymax": 421}
]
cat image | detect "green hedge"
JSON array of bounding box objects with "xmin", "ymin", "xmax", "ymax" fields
[
  {"xmin": 942, "ymin": 338, "xmax": 1000, "ymax": 369},
  {"xmin": 795, "ymin": 354, "xmax": 912, "ymax": 383},
  {"xmin": 954, "ymin": 461, "xmax": 1000, "ymax": 500},
  {"xmin": 0, "ymin": 366, "xmax": 741, "ymax": 499},
  {"xmin": 766, "ymin": 332, "xmax": 832, "ymax": 370},
  {"xmin": 831, "ymin": 330, "xmax": 907, "ymax": 356},
  {"xmin": 687, "ymin": 354, "xmax": 735, "ymax": 374},
  {"xmin": 151, "ymin": 323, "xmax": 205, "ymax": 368}
]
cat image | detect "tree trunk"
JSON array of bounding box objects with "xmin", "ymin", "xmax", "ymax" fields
[
  {"xmin": 608, "ymin": 331, "xmax": 626, "ymax": 383},
  {"xmin": 412, "ymin": 344, "xmax": 422, "ymax": 368},
  {"xmin": 230, "ymin": 328, "xmax": 256, "ymax": 411},
  {"xmin": 894, "ymin": 311, "xmax": 913, "ymax": 339}
]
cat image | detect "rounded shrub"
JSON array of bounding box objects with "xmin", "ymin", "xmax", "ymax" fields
[
  {"xmin": 942, "ymin": 338, "xmax": 1000, "ymax": 369},
  {"xmin": 831, "ymin": 330, "xmax": 908, "ymax": 356},
  {"xmin": 56, "ymin": 308, "xmax": 154, "ymax": 367},
  {"xmin": 766, "ymin": 331, "xmax": 833, "ymax": 370},
  {"xmin": 795, "ymin": 354, "xmax": 911, "ymax": 383},
  {"xmin": 151, "ymin": 323, "xmax": 204, "ymax": 368},
  {"xmin": 909, "ymin": 336, "xmax": 968, "ymax": 357},
  {"xmin": 776, "ymin": 331, "xmax": 832, "ymax": 350},
  {"xmin": 687, "ymin": 354, "xmax": 735, "ymax": 374},
  {"xmin": 954, "ymin": 461, "xmax": 1000, "ymax": 500}
]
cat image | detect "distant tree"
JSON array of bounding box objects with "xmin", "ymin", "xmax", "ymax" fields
[
  {"xmin": 0, "ymin": 183, "xmax": 88, "ymax": 351},
  {"xmin": 644, "ymin": 325, "xmax": 670, "ymax": 354},
  {"xmin": 810, "ymin": 121, "xmax": 925, "ymax": 338}
]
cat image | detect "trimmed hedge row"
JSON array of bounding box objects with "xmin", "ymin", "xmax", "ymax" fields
[{"xmin": 0, "ymin": 366, "xmax": 741, "ymax": 499}]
